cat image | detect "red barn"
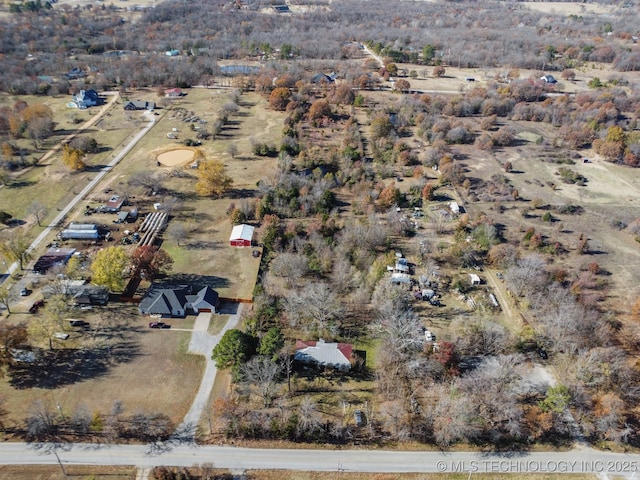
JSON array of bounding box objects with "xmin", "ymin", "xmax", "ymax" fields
[{"xmin": 229, "ymin": 224, "xmax": 254, "ymax": 247}]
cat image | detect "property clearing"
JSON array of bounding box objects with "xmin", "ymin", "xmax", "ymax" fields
[
  {"xmin": 0, "ymin": 303, "xmax": 204, "ymax": 429},
  {"xmin": 156, "ymin": 147, "xmax": 197, "ymax": 167}
]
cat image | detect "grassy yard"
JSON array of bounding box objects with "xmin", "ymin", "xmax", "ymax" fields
[
  {"xmin": 208, "ymin": 314, "xmax": 229, "ymax": 335},
  {"xmin": 0, "ymin": 303, "xmax": 204, "ymax": 430}
]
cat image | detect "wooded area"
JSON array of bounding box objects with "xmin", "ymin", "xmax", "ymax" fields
[{"xmin": 0, "ymin": 0, "xmax": 639, "ymax": 94}]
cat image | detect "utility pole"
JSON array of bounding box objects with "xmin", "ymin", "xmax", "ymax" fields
[{"xmin": 53, "ymin": 451, "xmax": 67, "ymax": 477}]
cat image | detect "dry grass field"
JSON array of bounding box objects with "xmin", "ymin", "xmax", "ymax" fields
[
  {"xmin": 0, "ymin": 303, "xmax": 204, "ymax": 430},
  {"xmin": 453, "ymin": 124, "xmax": 640, "ymax": 307},
  {"xmin": 388, "ymin": 62, "xmax": 637, "ymax": 96}
]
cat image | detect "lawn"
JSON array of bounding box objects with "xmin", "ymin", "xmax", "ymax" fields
[
  {"xmin": 208, "ymin": 314, "xmax": 229, "ymax": 335},
  {"xmin": 0, "ymin": 302, "xmax": 205, "ymax": 431}
]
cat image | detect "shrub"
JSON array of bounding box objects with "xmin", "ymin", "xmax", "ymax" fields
[{"xmin": 252, "ymin": 143, "xmax": 278, "ymax": 157}]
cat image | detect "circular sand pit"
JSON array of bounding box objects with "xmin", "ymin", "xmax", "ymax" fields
[{"xmin": 156, "ymin": 148, "xmax": 196, "ymax": 167}]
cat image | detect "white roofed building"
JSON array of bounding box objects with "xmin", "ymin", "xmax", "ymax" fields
[{"xmin": 229, "ymin": 224, "xmax": 254, "ymax": 247}]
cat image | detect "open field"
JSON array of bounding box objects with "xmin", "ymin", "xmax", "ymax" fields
[
  {"xmin": 521, "ymin": 1, "xmax": 617, "ymax": 15},
  {"xmin": 387, "ymin": 62, "xmax": 638, "ymax": 96},
  {"xmin": 454, "ymin": 123, "xmax": 640, "ymax": 305}
]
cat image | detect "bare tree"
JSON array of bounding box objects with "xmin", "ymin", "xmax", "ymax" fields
[
  {"xmin": 455, "ymin": 355, "xmax": 525, "ymax": 442},
  {"xmin": 380, "ymin": 400, "xmax": 410, "ymax": 440},
  {"xmin": 374, "ymin": 306, "xmax": 424, "ymax": 359},
  {"xmin": 279, "ymin": 351, "xmax": 295, "ymax": 394},
  {"xmin": 239, "ymin": 356, "xmax": 281, "ymax": 408},
  {"xmin": 28, "ymin": 294, "xmax": 68, "ymax": 350},
  {"xmin": 160, "ymin": 196, "xmax": 181, "ymax": 216},
  {"xmin": 27, "ymin": 200, "xmax": 48, "ymax": 227},
  {"xmin": 504, "ymin": 254, "xmax": 547, "ymax": 297},
  {"xmin": 269, "ymin": 252, "xmax": 308, "ymax": 289},
  {"xmin": 431, "ymin": 384, "xmax": 480, "ymax": 447},
  {"xmin": 331, "ymin": 257, "xmax": 358, "ymax": 293},
  {"xmin": 219, "ymin": 101, "xmax": 239, "ymax": 120},
  {"xmin": 69, "ymin": 404, "xmax": 92, "ymax": 436},
  {"xmin": 45, "ymin": 264, "xmax": 75, "ymax": 297},
  {"xmin": 452, "ymin": 317, "xmax": 512, "ymax": 356},
  {"xmin": 128, "ymin": 171, "xmax": 165, "ymax": 194},
  {"xmin": 27, "ymin": 116, "xmax": 54, "ymax": 149},
  {"xmin": 283, "ymin": 282, "xmax": 343, "ymax": 334},
  {"xmin": 166, "ymin": 222, "xmax": 188, "ymax": 247},
  {"xmin": 25, "ymin": 399, "xmax": 59, "ymax": 440},
  {"xmin": 296, "ymin": 396, "xmax": 323, "ymax": 438}
]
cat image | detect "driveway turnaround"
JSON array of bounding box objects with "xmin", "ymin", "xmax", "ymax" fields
[{"xmin": 174, "ymin": 304, "xmax": 243, "ymax": 440}]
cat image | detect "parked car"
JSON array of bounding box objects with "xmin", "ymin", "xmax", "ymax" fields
[
  {"xmin": 69, "ymin": 320, "xmax": 89, "ymax": 328},
  {"xmin": 28, "ymin": 300, "xmax": 45, "ymax": 314},
  {"xmin": 537, "ymin": 347, "xmax": 548, "ymax": 360},
  {"xmin": 20, "ymin": 287, "xmax": 30, "ymax": 296},
  {"xmin": 354, "ymin": 409, "xmax": 364, "ymax": 427},
  {"xmin": 149, "ymin": 321, "xmax": 170, "ymax": 329}
]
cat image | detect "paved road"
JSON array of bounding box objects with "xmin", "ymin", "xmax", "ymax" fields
[
  {"xmin": 174, "ymin": 304, "xmax": 243, "ymax": 440},
  {"xmin": 2, "ymin": 442, "xmax": 640, "ymax": 477},
  {"xmin": 0, "ymin": 108, "xmax": 156, "ymax": 282}
]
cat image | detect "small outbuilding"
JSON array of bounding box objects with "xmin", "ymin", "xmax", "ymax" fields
[
  {"xmin": 391, "ymin": 273, "xmax": 412, "ymax": 284},
  {"xmin": 469, "ymin": 273, "xmax": 481, "ymax": 286},
  {"xmin": 103, "ymin": 195, "xmax": 126, "ymax": 213},
  {"xmin": 60, "ymin": 223, "xmax": 99, "ymax": 240},
  {"xmin": 229, "ymin": 224, "xmax": 254, "ymax": 247}
]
